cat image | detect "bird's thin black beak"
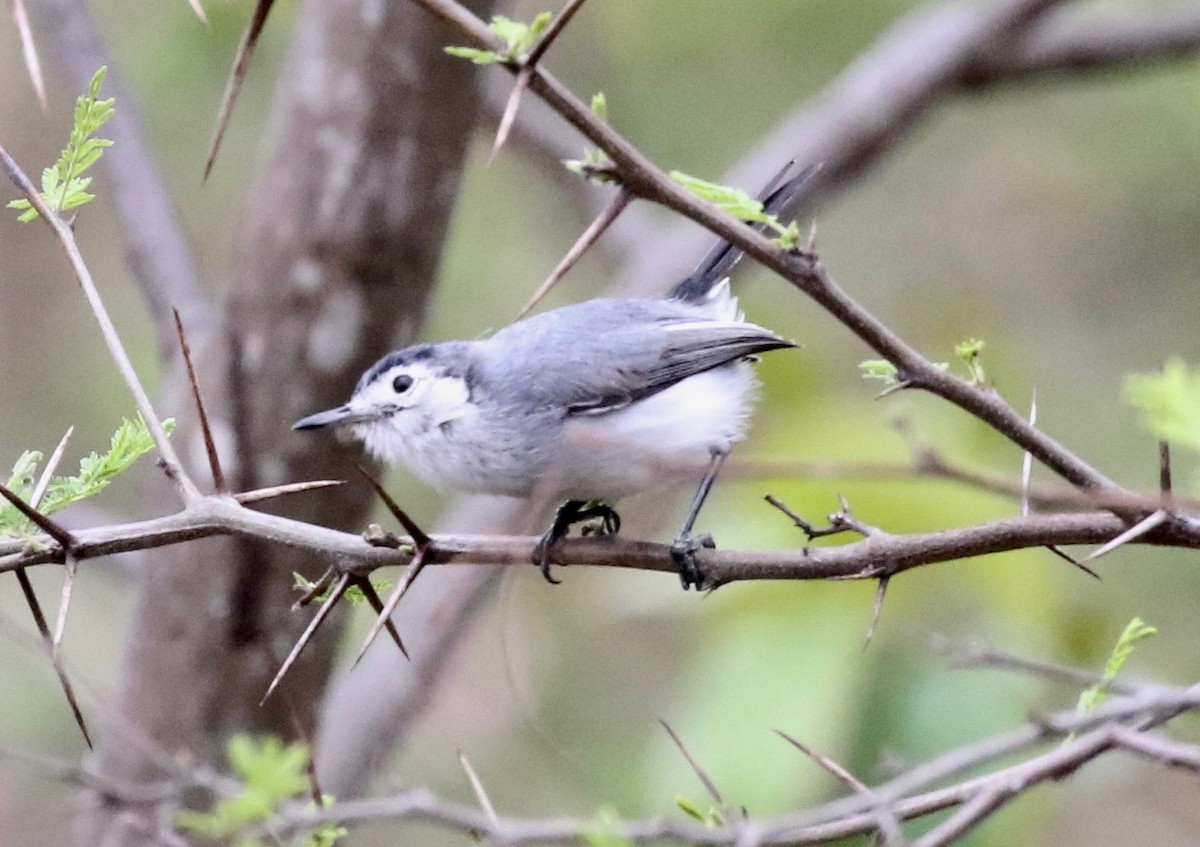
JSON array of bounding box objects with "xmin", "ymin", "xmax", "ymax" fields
[{"xmin": 292, "ymin": 405, "xmax": 356, "ymax": 431}]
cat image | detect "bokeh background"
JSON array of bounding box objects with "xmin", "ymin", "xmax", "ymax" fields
[{"xmin": 2, "ymin": 0, "xmax": 1200, "ymax": 844}]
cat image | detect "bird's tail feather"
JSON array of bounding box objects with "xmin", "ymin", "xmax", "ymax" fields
[{"xmin": 668, "ymin": 160, "xmax": 819, "ymax": 304}]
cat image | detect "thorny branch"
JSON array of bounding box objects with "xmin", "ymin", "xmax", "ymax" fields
[
  {"xmin": 0, "ymin": 499, "xmax": 1195, "ymax": 587},
  {"xmin": 5, "ymin": 0, "xmax": 1200, "ymax": 843},
  {"xmin": 258, "ymin": 682, "xmax": 1200, "ymax": 845}
]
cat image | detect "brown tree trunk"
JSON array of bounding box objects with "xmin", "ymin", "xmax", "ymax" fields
[{"xmin": 79, "ymin": 0, "xmax": 492, "ymax": 840}]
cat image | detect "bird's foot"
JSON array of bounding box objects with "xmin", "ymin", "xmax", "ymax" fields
[
  {"xmin": 579, "ymin": 502, "xmax": 621, "ymax": 537},
  {"xmin": 671, "ymin": 532, "xmax": 715, "ymax": 591},
  {"xmin": 533, "ymin": 501, "xmax": 621, "ymax": 585}
]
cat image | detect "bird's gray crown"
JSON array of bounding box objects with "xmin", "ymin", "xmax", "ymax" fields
[{"xmin": 355, "ymin": 342, "xmax": 475, "ymax": 395}]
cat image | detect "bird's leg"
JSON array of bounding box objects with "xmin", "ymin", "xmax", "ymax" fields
[
  {"xmin": 532, "ymin": 500, "xmax": 621, "ymax": 584},
  {"xmin": 672, "ymin": 449, "xmax": 728, "ymax": 590}
]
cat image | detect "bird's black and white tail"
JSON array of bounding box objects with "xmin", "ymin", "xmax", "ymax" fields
[{"xmin": 668, "ymin": 161, "xmax": 819, "ymax": 304}]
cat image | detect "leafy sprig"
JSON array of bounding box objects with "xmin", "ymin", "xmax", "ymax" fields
[
  {"xmin": 675, "ymin": 794, "xmax": 725, "ymax": 827},
  {"xmin": 176, "ymin": 735, "xmax": 345, "ymax": 847},
  {"xmin": 0, "ymin": 416, "xmax": 173, "ymax": 538},
  {"xmin": 8, "ymin": 66, "xmax": 115, "ymax": 222},
  {"xmin": 1076, "ymin": 617, "xmax": 1157, "ymax": 716},
  {"xmin": 955, "ymin": 337, "xmax": 986, "ymax": 386},
  {"xmin": 859, "ymin": 338, "xmax": 982, "ymax": 387},
  {"xmin": 564, "ymin": 93, "xmax": 616, "ymax": 182},
  {"xmin": 1125, "ymin": 358, "xmax": 1200, "ymax": 453},
  {"xmin": 669, "ymin": 171, "xmax": 801, "ymax": 249},
  {"xmin": 444, "ymin": 12, "xmax": 552, "ymax": 65}
]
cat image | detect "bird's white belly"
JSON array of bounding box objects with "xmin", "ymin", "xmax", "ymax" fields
[{"xmin": 547, "ymin": 363, "xmax": 756, "ymax": 501}]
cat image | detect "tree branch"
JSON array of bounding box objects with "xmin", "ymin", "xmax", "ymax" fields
[
  {"xmin": 2, "ymin": 495, "xmax": 1197, "ymax": 586},
  {"xmin": 262, "ymin": 683, "xmax": 1200, "ymax": 845}
]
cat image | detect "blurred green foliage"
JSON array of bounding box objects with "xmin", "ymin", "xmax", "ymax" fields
[{"xmin": 2, "ymin": 1, "xmax": 1199, "ymax": 845}]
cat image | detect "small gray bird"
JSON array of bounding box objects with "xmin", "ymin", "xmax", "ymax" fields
[{"xmin": 294, "ymin": 164, "xmax": 809, "ymax": 589}]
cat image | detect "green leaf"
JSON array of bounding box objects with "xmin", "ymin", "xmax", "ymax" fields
[
  {"xmin": 860, "ymin": 359, "xmax": 899, "ymax": 385},
  {"xmin": 673, "ymin": 794, "xmax": 723, "ymax": 826},
  {"xmin": 443, "ymin": 46, "xmax": 505, "ymax": 65},
  {"xmin": 564, "ymin": 92, "xmax": 616, "ymax": 183},
  {"xmin": 1125, "ymin": 358, "xmax": 1200, "ymax": 453},
  {"xmin": 1076, "ymin": 617, "xmax": 1156, "ymax": 716},
  {"xmin": 955, "ymin": 337, "xmax": 986, "ymax": 385},
  {"xmin": 178, "ymin": 735, "xmax": 313, "ymax": 840},
  {"xmin": 445, "ymin": 11, "xmax": 553, "ymax": 66},
  {"xmin": 10, "ymin": 65, "xmax": 114, "ymax": 222},
  {"xmin": 669, "ymin": 170, "xmax": 799, "ymax": 248},
  {"xmin": 0, "ymin": 417, "xmax": 173, "ymax": 538},
  {"xmin": 590, "ymin": 91, "xmax": 608, "ymax": 122}
]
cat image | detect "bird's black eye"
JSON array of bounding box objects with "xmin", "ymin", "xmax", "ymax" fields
[{"xmin": 392, "ymin": 374, "xmax": 414, "ymax": 393}]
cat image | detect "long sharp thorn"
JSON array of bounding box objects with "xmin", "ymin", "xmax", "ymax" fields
[
  {"xmin": 30, "ymin": 426, "xmax": 73, "ymax": 509},
  {"xmin": 174, "ymin": 308, "xmax": 225, "ymax": 492},
  {"xmin": 350, "ymin": 576, "xmax": 408, "ymax": 659},
  {"xmin": 774, "ymin": 730, "xmax": 867, "ymax": 793},
  {"xmin": 1160, "ymin": 440, "xmax": 1172, "ymax": 498},
  {"xmin": 51, "ymin": 554, "xmax": 78, "ymax": 658},
  {"xmin": 204, "ymin": 0, "xmax": 276, "ymax": 179},
  {"xmin": 15, "ymin": 568, "xmax": 92, "ymax": 747},
  {"xmin": 459, "ymin": 750, "xmax": 499, "ymax": 824},
  {"xmin": 659, "ymin": 719, "xmax": 725, "ymax": 806},
  {"xmin": 1021, "ymin": 391, "xmax": 1036, "ymax": 517},
  {"xmin": 864, "ymin": 576, "xmax": 889, "ymax": 649},
  {"xmin": 516, "ymin": 189, "xmax": 631, "ymax": 319},
  {"xmin": 489, "ymin": 0, "xmax": 590, "ymax": 161},
  {"xmin": 236, "ymin": 479, "xmax": 344, "ymax": 505},
  {"xmin": 352, "ymin": 547, "xmax": 428, "ymax": 667},
  {"xmin": 293, "ymin": 566, "xmax": 336, "ymax": 610},
  {"xmin": 1047, "ymin": 545, "xmax": 1101, "ymax": 580},
  {"xmin": 1084, "ymin": 509, "xmax": 1169, "ymax": 563},
  {"xmin": 0, "ymin": 481, "xmax": 74, "ymax": 551},
  {"xmin": 490, "ymin": 66, "xmax": 532, "ymax": 162},
  {"xmin": 185, "ymin": 0, "xmax": 209, "ymax": 24},
  {"xmin": 350, "ymin": 462, "xmax": 430, "ymax": 546},
  {"xmin": 263, "ymin": 573, "xmax": 350, "ymax": 704}
]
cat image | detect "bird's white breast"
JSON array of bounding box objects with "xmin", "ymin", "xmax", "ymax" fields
[{"xmin": 546, "ymin": 361, "xmax": 756, "ymax": 501}]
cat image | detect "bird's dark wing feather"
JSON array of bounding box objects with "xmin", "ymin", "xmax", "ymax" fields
[{"xmin": 565, "ymin": 320, "xmax": 794, "ymax": 416}]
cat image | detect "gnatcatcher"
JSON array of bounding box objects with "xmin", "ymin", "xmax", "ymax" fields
[{"xmin": 294, "ymin": 163, "xmax": 811, "ymax": 589}]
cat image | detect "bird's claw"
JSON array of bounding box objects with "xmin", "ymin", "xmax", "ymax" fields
[
  {"xmin": 671, "ymin": 532, "xmax": 715, "ymax": 590},
  {"xmin": 534, "ymin": 501, "xmax": 621, "ymax": 585},
  {"xmin": 532, "ymin": 531, "xmax": 564, "ymax": 585}
]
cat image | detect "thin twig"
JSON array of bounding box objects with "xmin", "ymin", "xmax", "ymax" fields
[
  {"xmin": 10, "ymin": 0, "xmax": 46, "ymax": 109},
  {"xmin": 0, "ymin": 145, "xmax": 197, "ymax": 500}
]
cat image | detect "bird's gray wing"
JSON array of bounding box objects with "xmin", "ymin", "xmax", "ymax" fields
[{"xmin": 565, "ymin": 318, "xmax": 794, "ymax": 416}]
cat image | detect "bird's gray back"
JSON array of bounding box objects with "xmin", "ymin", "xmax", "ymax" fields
[{"xmin": 471, "ymin": 297, "xmax": 792, "ymax": 416}]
